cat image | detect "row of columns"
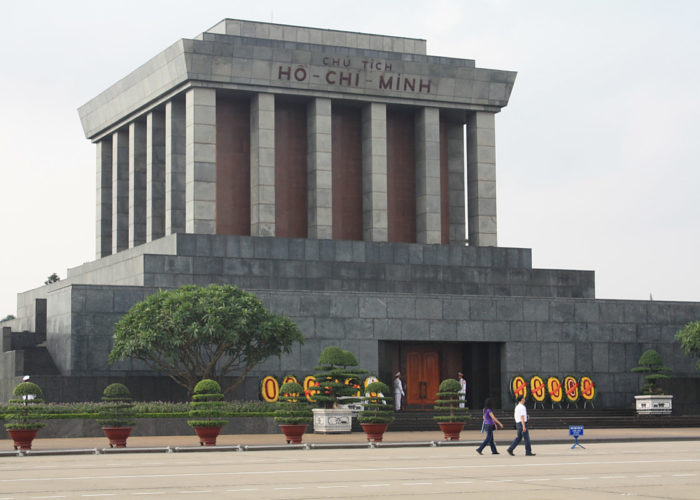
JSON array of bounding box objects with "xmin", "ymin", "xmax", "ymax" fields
[{"xmin": 96, "ymin": 87, "xmax": 497, "ymax": 259}]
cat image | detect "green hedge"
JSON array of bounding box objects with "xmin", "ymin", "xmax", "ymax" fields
[{"xmin": 0, "ymin": 401, "xmax": 275, "ymax": 421}]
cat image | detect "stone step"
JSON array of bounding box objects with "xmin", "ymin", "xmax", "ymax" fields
[{"xmin": 360, "ymin": 409, "xmax": 700, "ymax": 432}]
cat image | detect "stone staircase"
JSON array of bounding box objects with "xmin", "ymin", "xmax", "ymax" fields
[{"xmin": 353, "ymin": 408, "xmax": 700, "ymax": 432}]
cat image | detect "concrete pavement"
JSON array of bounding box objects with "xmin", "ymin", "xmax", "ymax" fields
[{"xmin": 1, "ymin": 439, "xmax": 699, "ymax": 499}]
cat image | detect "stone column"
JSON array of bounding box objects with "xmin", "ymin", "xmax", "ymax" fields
[
  {"xmin": 307, "ymin": 98, "xmax": 332, "ymax": 239},
  {"xmin": 165, "ymin": 99, "xmax": 186, "ymax": 235},
  {"xmin": 415, "ymin": 107, "xmax": 441, "ymax": 244},
  {"xmin": 250, "ymin": 93, "xmax": 276, "ymax": 237},
  {"xmin": 111, "ymin": 129, "xmax": 129, "ymax": 254},
  {"xmin": 96, "ymin": 138, "xmax": 112, "ymax": 259},
  {"xmin": 185, "ymin": 88, "xmax": 217, "ymax": 234},
  {"xmin": 466, "ymin": 111, "xmax": 497, "ymax": 246},
  {"xmin": 147, "ymin": 110, "xmax": 166, "ymax": 242},
  {"xmin": 361, "ymin": 102, "xmax": 388, "ymax": 242},
  {"xmin": 447, "ymin": 122, "xmax": 466, "ymax": 244},
  {"xmin": 129, "ymin": 120, "xmax": 147, "ymax": 247}
]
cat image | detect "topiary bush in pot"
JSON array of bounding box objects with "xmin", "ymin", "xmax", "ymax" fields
[
  {"xmin": 358, "ymin": 380, "xmax": 394, "ymax": 442},
  {"xmin": 274, "ymin": 381, "xmax": 312, "ymax": 444},
  {"xmin": 433, "ymin": 378, "xmax": 470, "ymax": 441},
  {"xmin": 312, "ymin": 346, "xmax": 366, "ymax": 409},
  {"xmin": 632, "ymin": 349, "xmax": 672, "ymax": 395},
  {"xmin": 96, "ymin": 383, "xmax": 136, "ymax": 448},
  {"xmin": 187, "ymin": 379, "xmax": 228, "ymax": 446},
  {"xmin": 311, "ymin": 346, "xmax": 367, "ymax": 433},
  {"xmin": 4, "ymin": 381, "xmax": 45, "ymax": 450}
]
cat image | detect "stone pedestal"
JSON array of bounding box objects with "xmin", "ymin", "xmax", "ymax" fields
[
  {"xmin": 634, "ymin": 395, "xmax": 673, "ymax": 415},
  {"xmin": 312, "ymin": 408, "xmax": 352, "ymax": 433}
]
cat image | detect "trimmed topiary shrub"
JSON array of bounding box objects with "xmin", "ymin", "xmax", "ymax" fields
[
  {"xmin": 433, "ymin": 378, "xmax": 470, "ymax": 423},
  {"xmin": 187, "ymin": 379, "xmax": 228, "ymax": 428},
  {"xmin": 274, "ymin": 382, "xmax": 313, "ymax": 425},
  {"xmin": 358, "ymin": 381, "xmax": 394, "ymax": 424},
  {"xmin": 632, "ymin": 349, "xmax": 672, "ymax": 395},
  {"xmin": 4, "ymin": 382, "xmax": 45, "ymax": 431},
  {"xmin": 312, "ymin": 346, "xmax": 367, "ymax": 409},
  {"xmin": 96, "ymin": 383, "xmax": 136, "ymax": 428}
]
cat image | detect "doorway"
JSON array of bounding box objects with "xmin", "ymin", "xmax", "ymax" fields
[
  {"xmin": 378, "ymin": 341, "xmax": 503, "ymax": 410},
  {"xmin": 406, "ymin": 348, "xmax": 440, "ymax": 408}
]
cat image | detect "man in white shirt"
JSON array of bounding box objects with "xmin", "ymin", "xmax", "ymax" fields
[{"xmin": 507, "ymin": 395, "xmax": 535, "ymax": 456}]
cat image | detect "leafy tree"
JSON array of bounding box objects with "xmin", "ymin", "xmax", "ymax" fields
[
  {"xmin": 1, "ymin": 314, "xmax": 15, "ymax": 322},
  {"xmin": 44, "ymin": 273, "xmax": 60, "ymax": 285},
  {"xmin": 108, "ymin": 284, "xmax": 304, "ymax": 395},
  {"xmin": 676, "ymin": 321, "xmax": 700, "ymax": 369}
]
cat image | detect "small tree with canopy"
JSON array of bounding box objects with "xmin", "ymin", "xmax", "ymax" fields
[
  {"xmin": 109, "ymin": 284, "xmax": 304, "ymax": 395},
  {"xmin": 631, "ymin": 349, "xmax": 672, "ymax": 395},
  {"xmin": 312, "ymin": 346, "xmax": 366, "ymax": 408}
]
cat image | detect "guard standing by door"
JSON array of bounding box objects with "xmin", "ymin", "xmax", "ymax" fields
[
  {"xmin": 458, "ymin": 372, "xmax": 467, "ymax": 408},
  {"xmin": 394, "ymin": 372, "xmax": 405, "ymax": 411}
]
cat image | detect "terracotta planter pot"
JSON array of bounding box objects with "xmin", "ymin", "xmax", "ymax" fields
[
  {"xmin": 360, "ymin": 422, "xmax": 389, "ymax": 442},
  {"xmin": 193, "ymin": 426, "xmax": 222, "ymax": 446},
  {"xmin": 437, "ymin": 421, "xmax": 464, "ymax": 441},
  {"xmin": 7, "ymin": 428, "xmax": 39, "ymax": 450},
  {"xmin": 278, "ymin": 424, "xmax": 308, "ymax": 444},
  {"xmin": 102, "ymin": 427, "xmax": 132, "ymax": 448}
]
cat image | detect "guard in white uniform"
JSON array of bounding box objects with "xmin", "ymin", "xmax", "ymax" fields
[
  {"xmin": 393, "ymin": 372, "xmax": 405, "ymax": 411},
  {"xmin": 458, "ymin": 372, "xmax": 467, "ymax": 408}
]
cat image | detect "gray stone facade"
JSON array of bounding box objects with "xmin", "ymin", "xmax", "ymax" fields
[{"xmin": 4, "ymin": 234, "xmax": 700, "ymax": 410}]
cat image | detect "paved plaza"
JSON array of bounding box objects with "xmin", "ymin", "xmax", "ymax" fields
[
  {"xmin": 1, "ymin": 437, "xmax": 699, "ymax": 499},
  {"xmin": 1, "ymin": 428, "xmax": 699, "ymax": 499}
]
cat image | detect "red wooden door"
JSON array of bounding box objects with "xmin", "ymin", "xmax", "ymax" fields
[{"xmin": 406, "ymin": 350, "xmax": 440, "ymax": 407}]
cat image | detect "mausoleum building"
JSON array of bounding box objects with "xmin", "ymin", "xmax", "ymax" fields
[{"xmin": 2, "ymin": 20, "xmax": 699, "ymax": 411}]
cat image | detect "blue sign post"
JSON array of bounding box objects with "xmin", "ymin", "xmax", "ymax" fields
[{"xmin": 569, "ymin": 425, "xmax": 585, "ymax": 449}]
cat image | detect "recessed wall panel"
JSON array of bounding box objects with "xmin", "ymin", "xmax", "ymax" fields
[
  {"xmin": 332, "ymin": 104, "xmax": 363, "ymax": 240},
  {"xmin": 275, "ymin": 101, "xmax": 308, "ymax": 238},
  {"xmin": 440, "ymin": 119, "xmax": 449, "ymax": 245},
  {"xmin": 387, "ymin": 109, "xmax": 416, "ymax": 243},
  {"xmin": 216, "ymin": 97, "xmax": 251, "ymax": 235}
]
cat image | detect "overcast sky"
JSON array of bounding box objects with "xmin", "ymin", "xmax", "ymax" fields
[{"xmin": 1, "ymin": 0, "xmax": 699, "ymax": 317}]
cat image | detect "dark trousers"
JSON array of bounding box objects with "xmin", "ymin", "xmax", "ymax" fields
[
  {"xmin": 508, "ymin": 422, "xmax": 532, "ymax": 454},
  {"xmin": 477, "ymin": 424, "xmax": 498, "ymax": 453}
]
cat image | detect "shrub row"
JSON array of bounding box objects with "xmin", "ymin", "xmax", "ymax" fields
[{"xmin": 0, "ymin": 400, "xmax": 275, "ymax": 421}]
